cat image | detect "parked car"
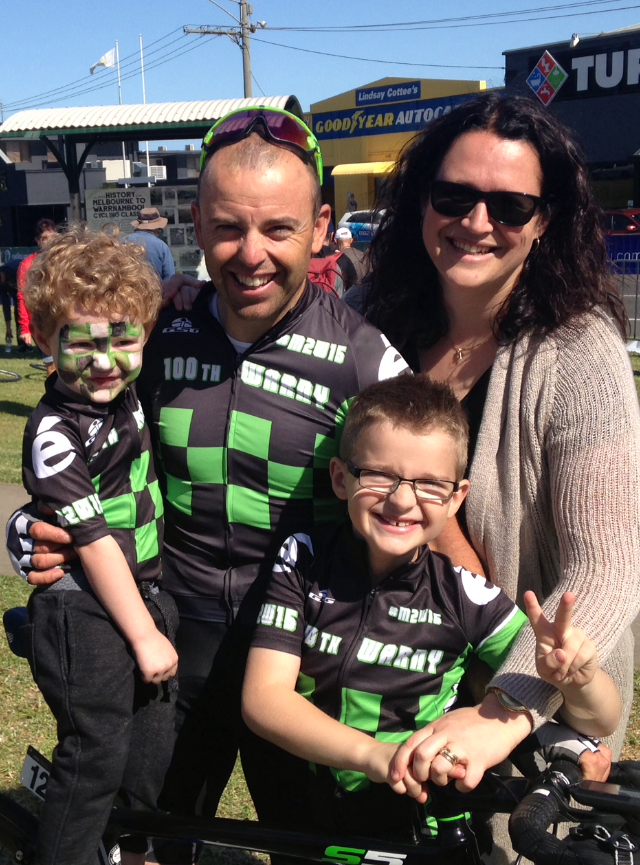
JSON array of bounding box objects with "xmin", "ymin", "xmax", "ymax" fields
[
  {"xmin": 337, "ymin": 209, "xmax": 385, "ymax": 244},
  {"xmin": 602, "ymin": 209, "xmax": 640, "ymax": 234}
]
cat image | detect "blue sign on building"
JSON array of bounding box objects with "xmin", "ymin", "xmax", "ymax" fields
[
  {"xmin": 356, "ymin": 81, "xmax": 422, "ymax": 107},
  {"xmin": 312, "ymin": 94, "xmax": 476, "ymax": 141}
]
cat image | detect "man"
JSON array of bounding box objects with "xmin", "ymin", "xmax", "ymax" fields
[
  {"xmin": 9, "ymin": 107, "xmax": 408, "ymax": 861},
  {"xmin": 127, "ymin": 207, "xmax": 176, "ymax": 280},
  {"xmin": 334, "ymin": 225, "xmax": 369, "ymax": 284},
  {"xmin": 309, "ymin": 225, "xmax": 358, "ymax": 296}
]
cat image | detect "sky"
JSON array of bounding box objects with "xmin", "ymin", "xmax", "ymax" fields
[{"xmin": 2, "ymin": 0, "xmax": 640, "ymax": 148}]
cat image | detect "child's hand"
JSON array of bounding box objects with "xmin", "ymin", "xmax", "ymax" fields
[
  {"xmin": 524, "ymin": 591, "xmax": 598, "ymax": 689},
  {"xmin": 132, "ymin": 630, "xmax": 179, "ymax": 684},
  {"xmin": 359, "ymin": 739, "xmax": 429, "ymax": 801}
]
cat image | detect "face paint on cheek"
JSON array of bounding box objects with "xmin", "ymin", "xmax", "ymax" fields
[
  {"xmin": 57, "ymin": 321, "xmax": 144, "ymax": 401},
  {"xmin": 112, "ymin": 349, "xmax": 142, "ymax": 382}
]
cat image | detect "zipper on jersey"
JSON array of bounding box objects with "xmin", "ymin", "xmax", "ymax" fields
[{"xmin": 334, "ymin": 584, "xmax": 379, "ymax": 711}]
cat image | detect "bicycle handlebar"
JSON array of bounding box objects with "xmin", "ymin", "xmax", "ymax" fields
[
  {"xmin": 509, "ymin": 759, "xmax": 640, "ymax": 865},
  {"xmin": 509, "ymin": 759, "xmax": 583, "ymax": 864}
]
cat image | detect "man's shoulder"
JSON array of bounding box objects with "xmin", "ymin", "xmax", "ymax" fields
[
  {"xmin": 150, "ymin": 289, "xmax": 216, "ymax": 340},
  {"xmin": 294, "ymin": 284, "xmax": 410, "ymax": 383},
  {"xmin": 300, "ymin": 279, "xmax": 378, "ymax": 336}
]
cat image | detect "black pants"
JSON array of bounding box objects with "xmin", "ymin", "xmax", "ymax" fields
[
  {"xmin": 154, "ymin": 617, "xmax": 311, "ymax": 864},
  {"xmin": 0, "ymin": 286, "xmax": 18, "ymax": 338},
  {"xmin": 26, "ymin": 588, "xmax": 178, "ymax": 865}
]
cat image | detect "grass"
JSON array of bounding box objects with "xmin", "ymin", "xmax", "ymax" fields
[
  {"xmin": 1, "ymin": 311, "xmax": 640, "ymax": 860},
  {"xmin": 0, "ymin": 581, "xmax": 260, "ymax": 865}
]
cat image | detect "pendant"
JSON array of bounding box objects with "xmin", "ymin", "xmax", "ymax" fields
[{"xmin": 453, "ymin": 347, "xmax": 464, "ymax": 363}]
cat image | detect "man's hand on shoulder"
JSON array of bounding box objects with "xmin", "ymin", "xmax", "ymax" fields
[
  {"xmin": 162, "ymin": 274, "xmax": 206, "ymax": 311},
  {"xmin": 6, "ymin": 503, "xmax": 75, "ymax": 585}
]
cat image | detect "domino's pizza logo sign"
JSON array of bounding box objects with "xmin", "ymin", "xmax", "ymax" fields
[{"xmin": 527, "ymin": 51, "xmax": 568, "ymax": 105}]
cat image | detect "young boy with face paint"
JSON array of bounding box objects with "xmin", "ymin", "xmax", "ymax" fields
[{"xmin": 20, "ymin": 226, "xmax": 179, "ymax": 865}]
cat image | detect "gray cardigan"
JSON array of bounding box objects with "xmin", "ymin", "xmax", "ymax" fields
[{"xmin": 475, "ymin": 309, "xmax": 640, "ymax": 754}]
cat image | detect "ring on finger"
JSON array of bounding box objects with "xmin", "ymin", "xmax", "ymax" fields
[{"xmin": 439, "ymin": 748, "xmax": 460, "ymax": 766}]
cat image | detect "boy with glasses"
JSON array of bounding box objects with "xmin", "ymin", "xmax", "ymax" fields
[{"xmin": 243, "ymin": 374, "xmax": 620, "ymax": 842}]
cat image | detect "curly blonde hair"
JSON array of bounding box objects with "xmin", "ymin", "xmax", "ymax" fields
[{"xmin": 24, "ymin": 223, "xmax": 163, "ymax": 338}]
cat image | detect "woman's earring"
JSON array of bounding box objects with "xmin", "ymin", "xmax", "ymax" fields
[{"xmin": 529, "ymin": 237, "xmax": 540, "ymax": 255}]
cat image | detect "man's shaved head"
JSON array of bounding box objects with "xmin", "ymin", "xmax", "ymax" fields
[{"xmin": 197, "ymin": 133, "xmax": 322, "ymax": 214}]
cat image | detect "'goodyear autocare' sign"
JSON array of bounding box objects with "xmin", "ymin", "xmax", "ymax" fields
[
  {"xmin": 312, "ymin": 94, "xmax": 474, "ymax": 141},
  {"xmin": 356, "ymin": 80, "xmax": 421, "ymax": 107}
]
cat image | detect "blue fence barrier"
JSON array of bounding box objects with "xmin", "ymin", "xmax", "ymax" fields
[
  {"xmin": 607, "ymin": 235, "xmax": 640, "ymax": 274},
  {"xmin": 606, "ymin": 235, "xmax": 640, "ymax": 339}
]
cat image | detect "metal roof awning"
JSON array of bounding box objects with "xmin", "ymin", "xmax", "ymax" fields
[
  {"xmin": 331, "ymin": 161, "xmax": 395, "ymax": 176},
  {"xmin": 0, "ymin": 95, "xmax": 303, "ymax": 221},
  {"xmin": 0, "ymin": 96, "xmax": 302, "ymax": 143}
]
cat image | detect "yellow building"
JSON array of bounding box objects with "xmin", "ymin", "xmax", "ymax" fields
[{"xmin": 309, "ymin": 77, "xmax": 486, "ymax": 218}]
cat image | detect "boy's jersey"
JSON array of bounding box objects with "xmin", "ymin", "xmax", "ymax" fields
[
  {"xmin": 22, "ymin": 378, "xmax": 163, "ymax": 586},
  {"xmin": 139, "ymin": 281, "xmax": 409, "ymax": 623},
  {"xmin": 252, "ymin": 524, "xmax": 528, "ymax": 791}
]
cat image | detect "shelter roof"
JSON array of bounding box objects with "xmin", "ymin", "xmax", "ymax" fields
[{"xmin": 0, "ymin": 96, "xmax": 303, "ymax": 142}]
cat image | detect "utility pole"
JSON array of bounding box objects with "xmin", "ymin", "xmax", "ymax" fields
[
  {"xmin": 184, "ymin": 1, "xmax": 266, "ymax": 99},
  {"xmin": 240, "ymin": 1, "xmax": 252, "ymax": 98}
]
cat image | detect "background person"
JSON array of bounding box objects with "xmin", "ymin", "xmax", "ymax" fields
[
  {"xmin": 358, "ymin": 92, "xmax": 640, "ymax": 787},
  {"xmin": 127, "ymin": 207, "xmax": 176, "ymax": 281},
  {"xmin": 0, "ymin": 264, "xmax": 19, "ymax": 353},
  {"xmin": 334, "ymin": 225, "xmax": 369, "ymax": 284},
  {"xmin": 16, "ymin": 218, "xmax": 57, "ymax": 372}
]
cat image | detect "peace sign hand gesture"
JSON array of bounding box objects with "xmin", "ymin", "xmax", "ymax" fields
[{"xmin": 524, "ymin": 590, "xmax": 599, "ymax": 691}]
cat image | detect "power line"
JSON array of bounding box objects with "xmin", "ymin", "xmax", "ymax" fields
[
  {"xmin": 4, "ymin": 33, "xmax": 209, "ymax": 113},
  {"xmin": 252, "ymin": 36, "xmax": 504, "ymax": 70},
  {"xmin": 265, "ymin": 0, "xmax": 631, "ymax": 32},
  {"xmin": 251, "ymin": 73, "xmax": 266, "ymax": 97},
  {"xmin": 3, "ymin": 27, "xmax": 192, "ymax": 112},
  {"xmin": 3, "ymin": 1, "xmax": 639, "ymax": 114}
]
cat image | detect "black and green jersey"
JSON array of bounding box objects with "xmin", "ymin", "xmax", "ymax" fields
[
  {"xmin": 252, "ymin": 524, "xmax": 528, "ymax": 792},
  {"xmin": 139, "ymin": 281, "xmax": 408, "ymax": 623},
  {"xmin": 22, "ymin": 378, "xmax": 163, "ymax": 586}
]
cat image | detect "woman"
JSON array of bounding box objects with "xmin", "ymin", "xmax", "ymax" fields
[{"xmin": 351, "ymin": 92, "xmax": 640, "ymax": 779}]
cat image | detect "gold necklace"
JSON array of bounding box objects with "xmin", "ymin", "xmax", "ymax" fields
[{"xmin": 448, "ymin": 333, "xmax": 494, "ymax": 364}]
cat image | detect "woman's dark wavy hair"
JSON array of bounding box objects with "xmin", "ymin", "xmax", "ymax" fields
[{"xmin": 364, "ymin": 91, "xmax": 626, "ymax": 351}]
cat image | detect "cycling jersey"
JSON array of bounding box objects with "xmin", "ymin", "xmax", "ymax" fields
[
  {"xmin": 252, "ymin": 524, "xmax": 528, "ymax": 791},
  {"xmin": 139, "ymin": 281, "xmax": 409, "ymax": 623},
  {"xmin": 22, "ymin": 378, "xmax": 163, "ymax": 588}
]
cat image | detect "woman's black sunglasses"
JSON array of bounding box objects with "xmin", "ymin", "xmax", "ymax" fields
[{"xmin": 430, "ymin": 180, "xmax": 545, "ymax": 227}]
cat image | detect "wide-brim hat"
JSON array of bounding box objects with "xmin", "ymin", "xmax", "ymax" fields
[{"xmin": 131, "ymin": 207, "xmax": 168, "ymax": 230}]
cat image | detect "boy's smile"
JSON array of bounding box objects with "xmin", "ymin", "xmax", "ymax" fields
[
  {"xmin": 330, "ymin": 421, "xmax": 469, "ymax": 581},
  {"xmin": 40, "ymin": 310, "xmax": 146, "ymax": 403}
]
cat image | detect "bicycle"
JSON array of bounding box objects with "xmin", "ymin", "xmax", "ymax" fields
[{"xmin": 1, "ymin": 742, "xmax": 640, "ymax": 865}]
